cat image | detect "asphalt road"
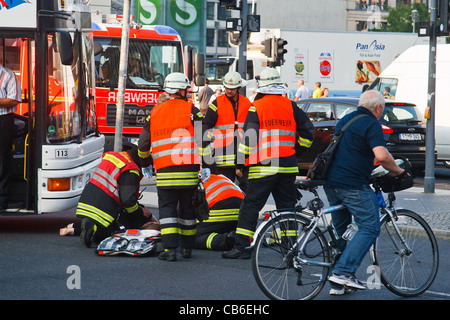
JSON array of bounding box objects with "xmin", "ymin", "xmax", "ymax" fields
[{"xmin": 1, "ymin": 167, "xmax": 450, "ymax": 309}]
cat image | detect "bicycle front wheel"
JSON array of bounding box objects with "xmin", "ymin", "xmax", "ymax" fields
[
  {"xmin": 251, "ymin": 213, "xmax": 331, "ymax": 300},
  {"xmin": 370, "ymin": 209, "xmax": 439, "ymax": 297}
]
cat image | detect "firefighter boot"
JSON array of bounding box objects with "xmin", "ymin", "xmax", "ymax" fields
[
  {"xmin": 159, "ymin": 249, "xmax": 177, "ymax": 261},
  {"xmin": 80, "ymin": 218, "xmax": 97, "ymax": 248}
]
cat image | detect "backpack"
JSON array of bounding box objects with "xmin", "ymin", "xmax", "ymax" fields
[{"xmin": 307, "ymin": 114, "xmax": 368, "ymax": 180}]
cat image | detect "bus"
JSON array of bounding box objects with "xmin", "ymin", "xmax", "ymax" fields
[
  {"xmin": 92, "ymin": 15, "xmax": 204, "ymax": 151},
  {"xmin": 0, "ymin": 0, "xmax": 104, "ymax": 214}
]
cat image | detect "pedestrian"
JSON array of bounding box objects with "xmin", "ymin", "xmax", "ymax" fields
[
  {"xmin": 383, "ymin": 87, "xmax": 392, "ymax": 99},
  {"xmin": 0, "ymin": 63, "xmax": 21, "ymax": 211},
  {"xmin": 293, "ymin": 79, "xmax": 310, "ymax": 101},
  {"xmin": 204, "ymin": 71, "xmax": 252, "ymax": 192},
  {"xmin": 222, "ymin": 68, "xmax": 315, "ymax": 259},
  {"xmin": 197, "ymin": 78, "xmax": 214, "ymax": 115},
  {"xmin": 321, "ymin": 87, "xmax": 329, "ymax": 97},
  {"xmin": 76, "ymin": 144, "xmax": 155, "ymax": 247},
  {"xmin": 312, "ymin": 81, "xmax": 322, "ymax": 98},
  {"xmin": 138, "ymin": 72, "xmax": 212, "ymax": 261},
  {"xmin": 324, "ymin": 90, "xmax": 406, "ymax": 295},
  {"xmin": 195, "ymin": 173, "xmax": 244, "ymax": 251}
]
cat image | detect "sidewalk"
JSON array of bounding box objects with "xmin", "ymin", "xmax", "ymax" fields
[{"xmin": 140, "ymin": 177, "xmax": 450, "ymax": 240}]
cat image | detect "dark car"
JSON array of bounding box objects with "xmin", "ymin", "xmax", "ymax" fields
[{"xmin": 296, "ymin": 97, "xmax": 428, "ymax": 174}]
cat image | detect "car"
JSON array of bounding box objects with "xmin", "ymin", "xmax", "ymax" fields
[{"xmin": 296, "ymin": 97, "xmax": 429, "ymax": 175}]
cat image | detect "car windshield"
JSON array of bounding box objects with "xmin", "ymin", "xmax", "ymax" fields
[{"xmin": 383, "ymin": 104, "xmax": 423, "ymax": 124}]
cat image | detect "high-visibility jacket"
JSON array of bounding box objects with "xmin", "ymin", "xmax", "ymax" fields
[
  {"xmin": 202, "ymin": 174, "xmax": 244, "ymax": 223},
  {"xmin": 76, "ymin": 151, "xmax": 142, "ymax": 227},
  {"xmin": 238, "ymin": 95, "xmax": 314, "ymax": 179},
  {"xmin": 147, "ymin": 98, "xmax": 204, "ymax": 188},
  {"xmin": 208, "ymin": 94, "xmax": 251, "ymax": 167},
  {"xmin": 248, "ymin": 95, "xmax": 296, "ymax": 164}
]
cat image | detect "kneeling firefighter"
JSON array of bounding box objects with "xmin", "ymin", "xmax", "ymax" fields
[
  {"xmin": 196, "ymin": 173, "xmax": 244, "ymax": 251},
  {"xmin": 76, "ymin": 144, "xmax": 155, "ymax": 247}
]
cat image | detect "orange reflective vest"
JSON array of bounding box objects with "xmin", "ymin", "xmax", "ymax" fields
[
  {"xmin": 247, "ymin": 95, "xmax": 297, "ymax": 166},
  {"xmin": 90, "ymin": 151, "xmax": 142, "ymax": 206},
  {"xmin": 202, "ymin": 174, "xmax": 244, "ymax": 223},
  {"xmin": 150, "ymin": 99, "xmax": 200, "ymax": 170},
  {"xmin": 210, "ymin": 94, "xmax": 251, "ymax": 167}
]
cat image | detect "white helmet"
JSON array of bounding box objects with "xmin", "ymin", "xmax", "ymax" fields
[
  {"xmin": 222, "ymin": 71, "xmax": 243, "ymax": 89},
  {"xmin": 164, "ymin": 72, "xmax": 190, "ymax": 93},
  {"xmin": 257, "ymin": 68, "xmax": 282, "ymax": 87}
]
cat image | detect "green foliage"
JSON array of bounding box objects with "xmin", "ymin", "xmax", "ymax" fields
[{"xmin": 384, "ymin": 3, "xmax": 430, "ymax": 32}]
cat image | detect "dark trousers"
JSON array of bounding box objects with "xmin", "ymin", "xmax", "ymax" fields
[
  {"xmin": 0, "ymin": 114, "xmax": 15, "ymax": 207},
  {"xmin": 195, "ymin": 220, "xmax": 237, "ymax": 251},
  {"xmin": 234, "ymin": 172, "xmax": 297, "ymax": 250},
  {"xmin": 157, "ymin": 187, "xmax": 197, "ymax": 249}
]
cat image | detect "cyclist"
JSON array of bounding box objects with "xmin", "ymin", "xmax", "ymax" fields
[{"xmin": 324, "ymin": 90, "xmax": 406, "ymax": 295}]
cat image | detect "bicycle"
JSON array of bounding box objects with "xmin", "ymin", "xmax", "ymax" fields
[{"xmin": 251, "ymin": 165, "xmax": 439, "ymax": 300}]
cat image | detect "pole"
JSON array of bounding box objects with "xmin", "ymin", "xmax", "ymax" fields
[
  {"xmin": 114, "ymin": 0, "xmax": 131, "ymax": 152},
  {"xmin": 238, "ymin": 0, "xmax": 248, "ymax": 95},
  {"xmin": 424, "ymin": 0, "xmax": 437, "ymax": 193}
]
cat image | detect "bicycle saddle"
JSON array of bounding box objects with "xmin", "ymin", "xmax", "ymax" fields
[{"xmin": 295, "ymin": 179, "xmax": 326, "ymax": 190}]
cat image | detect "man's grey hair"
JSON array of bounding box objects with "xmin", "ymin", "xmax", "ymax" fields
[{"xmin": 359, "ymin": 90, "xmax": 385, "ymax": 111}]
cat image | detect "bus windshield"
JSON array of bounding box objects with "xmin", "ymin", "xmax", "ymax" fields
[
  {"xmin": 94, "ymin": 38, "xmax": 184, "ymax": 89},
  {"xmin": 47, "ymin": 31, "xmax": 97, "ymax": 143}
]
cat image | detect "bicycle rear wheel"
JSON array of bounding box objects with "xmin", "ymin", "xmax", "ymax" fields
[
  {"xmin": 251, "ymin": 213, "xmax": 331, "ymax": 300},
  {"xmin": 370, "ymin": 209, "xmax": 439, "ymax": 297}
]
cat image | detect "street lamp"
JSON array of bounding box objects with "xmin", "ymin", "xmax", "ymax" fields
[{"xmin": 411, "ymin": 9, "xmax": 419, "ymax": 33}]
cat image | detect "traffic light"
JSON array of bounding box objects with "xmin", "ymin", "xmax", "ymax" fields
[
  {"xmin": 274, "ymin": 38, "xmax": 287, "ymax": 66},
  {"xmin": 438, "ymin": 0, "xmax": 450, "ymax": 34},
  {"xmin": 261, "ymin": 38, "xmax": 272, "ymax": 58},
  {"xmin": 220, "ymin": 0, "xmax": 238, "ymax": 10}
]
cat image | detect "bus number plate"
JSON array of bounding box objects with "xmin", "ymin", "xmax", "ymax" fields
[{"xmin": 55, "ymin": 149, "xmax": 69, "ymax": 158}]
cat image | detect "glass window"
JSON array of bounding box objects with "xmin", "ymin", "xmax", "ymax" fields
[
  {"xmin": 335, "ymin": 104, "xmax": 357, "ymax": 119},
  {"xmin": 306, "ymin": 103, "xmax": 334, "ymax": 122},
  {"xmin": 206, "ymin": 29, "xmax": 215, "ymax": 47},
  {"xmin": 207, "ymin": 2, "xmax": 215, "ymax": 20},
  {"xmin": 94, "ymin": 37, "xmax": 183, "ymax": 89},
  {"xmin": 383, "ymin": 105, "xmax": 423, "ymax": 124}
]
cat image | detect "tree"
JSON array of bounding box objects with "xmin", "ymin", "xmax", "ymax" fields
[{"xmin": 384, "ymin": 3, "xmax": 429, "ymax": 32}]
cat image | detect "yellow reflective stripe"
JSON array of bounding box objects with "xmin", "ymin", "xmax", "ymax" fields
[
  {"xmin": 77, "ymin": 203, "xmax": 115, "ymax": 224},
  {"xmin": 248, "ymin": 106, "xmax": 256, "ymax": 112},
  {"xmin": 161, "ymin": 227, "xmax": 196, "ymax": 236},
  {"xmin": 238, "ymin": 143, "xmax": 252, "ymax": 155},
  {"xmin": 298, "ymin": 136, "xmax": 313, "ymax": 148},
  {"xmin": 129, "ymin": 169, "xmax": 140, "ymax": 177},
  {"xmin": 236, "ymin": 227, "xmax": 254, "ymax": 238},
  {"xmin": 209, "ymin": 103, "xmax": 217, "ymax": 112},
  {"xmin": 203, "ymin": 209, "xmax": 239, "ymax": 222},
  {"xmin": 124, "ymin": 203, "xmax": 139, "ymax": 213},
  {"xmin": 248, "ymin": 166, "xmax": 299, "ymax": 179},
  {"xmin": 138, "ymin": 149, "xmax": 151, "ymax": 158},
  {"xmin": 281, "ymin": 230, "xmax": 299, "ymax": 237},
  {"xmin": 206, "ymin": 233, "xmax": 218, "ymax": 250},
  {"xmin": 197, "ymin": 111, "xmax": 204, "ymax": 118},
  {"xmin": 103, "ymin": 153, "xmax": 126, "ymax": 168},
  {"xmin": 161, "ymin": 227, "xmax": 179, "ymax": 236},
  {"xmin": 179, "ymin": 228, "xmax": 197, "ymax": 236}
]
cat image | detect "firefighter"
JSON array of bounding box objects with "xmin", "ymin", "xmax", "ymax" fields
[
  {"xmin": 76, "ymin": 144, "xmax": 155, "ymax": 248},
  {"xmin": 138, "ymin": 72, "xmax": 212, "ymax": 262},
  {"xmin": 204, "ymin": 71, "xmax": 252, "ymax": 191},
  {"xmin": 195, "ymin": 173, "xmax": 244, "ymax": 251},
  {"xmin": 222, "ymin": 67, "xmax": 315, "ymax": 259}
]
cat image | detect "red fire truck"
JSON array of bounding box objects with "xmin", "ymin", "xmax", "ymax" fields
[{"xmin": 92, "ymin": 16, "xmax": 203, "ymax": 151}]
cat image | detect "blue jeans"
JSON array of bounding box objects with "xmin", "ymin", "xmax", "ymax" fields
[{"xmin": 324, "ymin": 185, "xmax": 380, "ymax": 277}]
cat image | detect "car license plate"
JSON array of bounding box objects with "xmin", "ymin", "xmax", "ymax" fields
[{"xmin": 399, "ymin": 133, "xmax": 422, "ymax": 141}]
